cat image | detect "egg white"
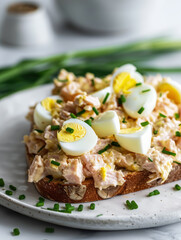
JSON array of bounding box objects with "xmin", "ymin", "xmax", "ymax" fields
[
  {"xmin": 91, "ymin": 86, "xmax": 111, "ymax": 103},
  {"xmin": 58, "ymin": 119, "xmax": 98, "ymax": 156}
]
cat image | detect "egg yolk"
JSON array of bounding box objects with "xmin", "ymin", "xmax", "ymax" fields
[
  {"xmin": 57, "ymin": 123, "xmax": 86, "ymax": 143},
  {"xmin": 119, "ymin": 127, "xmax": 142, "ymax": 134},
  {"xmin": 113, "ymin": 72, "xmax": 137, "ymax": 94},
  {"xmin": 41, "ymin": 97, "xmax": 56, "ymax": 112},
  {"xmin": 157, "ymin": 82, "xmax": 181, "ymax": 104}
]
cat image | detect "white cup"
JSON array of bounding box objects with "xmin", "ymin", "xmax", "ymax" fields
[{"xmin": 1, "ymin": 2, "xmax": 54, "ymax": 46}]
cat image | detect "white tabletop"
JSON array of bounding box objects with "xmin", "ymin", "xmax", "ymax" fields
[{"xmin": 1, "ymin": 0, "xmax": 181, "ymax": 239}]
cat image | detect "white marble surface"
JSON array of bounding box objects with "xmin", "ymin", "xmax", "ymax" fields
[{"xmin": 1, "ymin": 0, "xmax": 181, "ymax": 239}]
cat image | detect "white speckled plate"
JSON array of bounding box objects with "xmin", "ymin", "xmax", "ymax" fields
[{"xmin": 0, "ymin": 85, "xmax": 181, "ymax": 230}]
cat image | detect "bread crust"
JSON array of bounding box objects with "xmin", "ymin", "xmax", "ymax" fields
[{"xmin": 26, "ymin": 148, "xmax": 181, "ymax": 203}]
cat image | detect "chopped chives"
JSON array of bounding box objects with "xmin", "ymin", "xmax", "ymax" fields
[
  {"xmin": 92, "ymin": 107, "xmax": 99, "ymax": 115},
  {"xmin": 148, "ymin": 189, "xmax": 160, "ymax": 197},
  {"xmin": 153, "ymin": 130, "xmax": 158, "ymax": 135},
  {"xmin": 65, "ymin": 203, "xmax": 75, "ymax": 212},
  {"xmin": 19, "ymin": 194, "xmax": 25, "ymax": 200},
  {"xmin": 34, "ymin": 129, "xmax": 43, "ymax": 133},
  {"xmin": 76, "ymin": 109, "xmax": 86, "ymax": 116},
  {"xmin": 122, "ymin": 117, "xmax": 127, "ymax": 123},
  {"xmin": 102, "ymin": 92, "xmax": 110, "ymax": 104},
  {"xmin": 37, "ymin": 145, "xmax": 45, "ymax": 153},
  {"xmin": 58, "ymin": 79, "xmax": 68, "ymax": 82},
  {"xmin": 137, "ymin": 107, "xmax": 144, "ymax": 114},
  {"xmin": 175, "ymin": 113, "xmax": 180, "ymax": 119},
  {"xmin": 173, "ymin": 161, "xmax": 181, "ymax": 165},
  {"xmin": 50, "ymin": 125, "xmax": 60, "ymax": 131},
  {"xmin": 148, "ymin": 157, "xmax": 153, "ymax": 162},
  {"xmin": 141, "ymin": 89, "xmax": 151, "ymax": 93},
  {"xmin": 141, "ymin": 121, "xmax": 149, "ymax": 127},
  {"xmin": 159, "ymin": 113, "xmax": 167, "ymax": 118},
  {"xmin": 96, "ymin": 214, "xmax": 103, "ymax": 217},
  {"xmin": 56, "ymin": 99, "xmax": 63, "ymax": 104},
  {"xmin": 111, "ymin": 141, "xmax": 120, "ymax": 147},
  {"xmin": 66, "ymin": 127, "xmax": 74, "ymax": 133},
  {"xmin": 53, "ymin": 203, "xmax": 59, "ymax": 211},
  {"xmin": 98, "ymin": 144, "xmax": 111, "ymax": 154},
  {"xmin": 90, "ymin": 203, "xmax": 95, "ymax": 210},
  {"xmin": 5, "ymin": 190, "xmax": 12, "ymax": 196},
  {"xmin": 174, "ymin": 184, "xmax": 181, "ymax": 191},
  {"xmin": 90, "ymin": 117, "xmax": 94, "ymax": 121},
  {"xmin": 51, "ymin": 160, "xmax": 60, "ymax": 166},
  {"xmin": 0, "ymin": 178, "xmax": 5, "ymax": 187},
  {"xmin": 91, "ymin": 79, "xmax": 95, "ymax": 86},
  {"xmin": 136, "ymin": 83, "xmax": 142, "ymax": 86},
  {"xmin": 162, "ymin": 147, "xmax": 176, "ymax": 156},
  {"xmin": 159, "ymin": 93, "xmax": 163, "ymax": 97},
  {"xmin": 118, "ymin": 94, "xmax": 126, "ymax": 105},
  {"xmin": 45, "ymin": 227, "xmax": 54, "ymax": 233},
  {"xmin": 36, "ymin": 201, "xmax": 44, "ymax": 207},
  {"xmin": 126, "ymin": 200, "xmax": 138, "ymax": 210},
  {"xmin": 9, "ymin": 185, "xmax": 16, "ymax": 191},
  {"xmin": 13, "ymin": 228, "xmax": 20, "ymax": 236},
  {"xmin": 84, "ymin": 119, "xmax": 92, "ymax": 126},
  {"xmin": 57, "ymin": 144, "xmax": 61, "ymax": 150},
  {"xmin": 47, "ymin": 175, "xmax": 53, "ymax": 182},
  {"xmin": 39, "ymin": 197, "xmax": 45, "ymax": 202},
  {"xmin": 77, "ymin": 204, "xmax": 83, "ymax": 212},
  {"xmin": 175, "ymin": 131, "xmax": 181, "ymax": 137},
  {"xmin": 70, "ymin": 113, "xmax": 77, "ymax": 118}
]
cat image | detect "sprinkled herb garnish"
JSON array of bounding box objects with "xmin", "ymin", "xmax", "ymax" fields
[
  {"xmin": 60, "ymin": 203, "xmax": 75, "ymax": 213},
  {"xmin": 36, "ymin": 197, "xmax": 45, "ymax": 207},
  {"xmin": 159, "ymin": 113, "xmax": 167, "ymax": 118},
  {"xmin": 45, "ymin": 227, "xmax": 54, "ymax": 233},
  {"xmin": 34, "ymin": 129, "xmax": 43, "ymax": 133},
  {"xmin": 126, "ymin": 200, "xmax": 138, "ymax": 210},
  {"xmin": 5, "ymin": 190, "xmax": 12, "ymax": 196},
  {"xmin": 50, "ymin": 125, "xmax": 60, "ymax": 131},
  {"xmin": 19, "ymin": 194, "xmax": 25, "ymax": 200},
  {"xmin": 57, "ymin": 144, "xmax": 61, "ymax": 150},
  {"xmin": 76, "ymin": 109, "xmax": 86, "ymax": 116},
  {"xmin": 13, "ymin": 228, "xmax": 20, "ymax": 236},
  {"xmin": 9, "ymin": 185, "xmax": 16, "ymax": 191},
  {"xmin": 66, "ymin": 127, "xmax": 74, "ymax": 133},
  {"xmin": 90, "ymin": 117, "xmax": 94, "ymax": 121},
  {"xmin": 174, "ymin": 184, "xmax": 181, "ymax": 191},
  {"xmin": 53, "ymin": 203, "xmax": 59, "ymax": 211},
  {"xmin": 102, "ymin": 93, "xmax": 110, "ymax": 104},
  {"xmin": 70, "ymin": 113, "xmax": 77, "ymax": 118},
  {"xmin": 141, "ymin": 121, "xmax": 149, "ymax": 127},
  {"xmin": 0, "ymin": 178, "xmax": 5, "ymax": 187},
  {"xmin": 122, "ymin": 117, "xmax": 127, "ymax": 123},
  {"xmin": 92, "ymin": 107, "xmax": 99, "ymax": 115},
  {"xmin": 91, "ymin": 79, "xmax": 95, "ymax": 86},
  {"xmin": 162, "ymin": 147, "xmax": 176, "ymax": 156},
  {"xmin": 118, "ymin": 94, "xmax": 126, "ymax": 105},
  {"xmin": 84, "ymin": 119, "xmax": 92, "ymax": 126},
  {"xmin": 37, "ymin": 145, "xmax": 45, "ymax": 153},
  {"xmin": 159, "ymin": 93, "xmax": 163, "ymax": 97},
  {"xmin": 173, "ymin": 161, "xmax": 181, "ymax": 165},
  {"xmin": 39, "ymin": 197, "xmax": 45, "ymax": 202},
  {"xmin": 98, "ymin": 144, "xmax": 111, "ymax": 154},
  {"xmin": 56, "ymin": 99, "xmax": 63, "ymax": 104},
  {"xmin": 175, "ymin": 131, "xmax": 181, "ymax": 137},
  {"xmin": 77, "ymin": 204, "xmax": 83, "ymax": 212},
  {"xmin": 148, "ymin": 157, "xmax": 153, "ymax": 162},
  {"xmin": 96, "ymin": 214, "xmax": 103, "ymax": 217},
  {"xmin": 142, "ymin": 89, "xmax": 151, "ymax": 93},
  {"xmin": 111, "ymin": 141, "xmax": 120, "ymax": 147},
  {"xmin": 58, "ymin": 79, "xmax": 68, "ymax": 82},
  {"xmin": 148, "ymin": 189, "xmax": 160, "ymax": 197},
  {"xmin": 153, "ymin": 130, "xmax": 158, "ymax": 135},
  {"xmin": 47, "ymin": 175, "xmax": 53, "ymax": 182},
  {"xmin": 175, "ymin": 113, "xmax": 180, "ymax": 119},
  {"xmin": 136, "ymin": 83, "xmax": 142, "ymax": 86},
  {"xmin": 90, "ymin": 203, "xmax": 95, "ymax": 210},
  {"xmin": 138, "ymin": 107, "xmax": 144, "ymax": 114},
  {"xmin": 51, "ymin": 160, "xmax": 60, "ymax": 166}
]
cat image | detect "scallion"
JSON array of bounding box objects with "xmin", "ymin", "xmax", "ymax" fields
[
  {"xmin": 50, "ymin": 125, "xmax": 60, "ymax": 131},
  {"xmin": 141, "ymin": 121, "xmax": 149, "ymax": 127},
  {"xmin": 174, "ymin": 184, "xmax": 181, "ymax": 191},
  {"xmin": 141, "ymin": 89, "xmax": 151, "ymax": 93},
  {"xmin": 76, "ymin": 109, "xmax": 86, "ymax": 116},
  {"xmin": 66, "ymin": 127, "xmax": 74, "ymax": 133},
  {"xmin": 84, "ymin": 119, "xmax": 92, "ymax": 126},
  {"xmin": 98, "ymin": 144, "xmax": 111, "ymax": 154},
  {"xmin": 175, "ymin": 131, "xmax": 181, "ymax": 137},
  {"xmin": 111, "ymin": 141, "xmax": 120, "ymax": 147},
  {"xmin": 34, "ymin": 129, "xmax": 43, "ymax": 133},
  {"xmin": 118, "ymin": 94, "xmax": 126, "ymax": 105},
  {"xmin": 137, "ymin": 107, "xmax": 144, "ymax": 114},
  {"xmin": 70, "ymin": 113, "xmax": 77, "ymax": 118},
  {"xmin": 90, "ymin": 203, "xmax": 95, "ymax": 210},
  {"xmin": 0, "ymin": 178, "xmax": 5, "ymax": 187},
  {"xmin": 19, "ymin": 194, "xmax": 25, "ymax": 200},
  {"xmin": 13, "ymin": 228, "xmax": 20, "ymax": 236},
  {"xmin": 77, "ymin": 204, "xmax": 83, "ymax": 212},
  {"xmin": 9, "ymin": 185, "xmax": 16, "ymax": 191},
  {"xmin": 51, "ymin": 160, "xmax": 60, "ymax": 166},
  {"xmin": 162, "ymin": 147, "xmax": 176, "ymax": 156},
  {"xmin": 126, "ymin": 200, "xmax": 138, "ymax": 210},
  {"xmin": 102, "ymin": 92, "xmax": 110, "ymax": 104},
  {"xmin": 148, "ymin": 189, "xmax": 160, "ymax": 197},
  {"xmin": 159, "ymin": 113, "xmax": 167, "ymax": 118},
  {"xmin": 92, "ymin": 107, "xmax": 99, "ymax": 115},
  {"xmin": 175, "ymin": 113, "xmax": 180, "ymax": 119},
  {"xmin": 56, "ymin": 99, "xmax": 63, "ymax": 104}
]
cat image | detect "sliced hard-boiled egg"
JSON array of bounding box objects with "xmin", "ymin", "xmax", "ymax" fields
[
  {"xmin": 92, "ymin": 110, "xmax": 120, "ymax": 137},
  {"xmin": 115, "ymin": 125, "xmax": 152, "ymax": 154},
  {"xmin": 91, "ymin": 86, "xmax": 111, "ymax": 103},
  {"xmin": 123, "ymin": 83, "xmax": 157, "ymax": 118},
  {"xmin": 34, "ymin": 95, "xmax": 62, "ymax": 130},
  {"xmin": 57, "ymin": 119, "xmax": 97, "ymax": 156},
  {"xmin": 111, "ymin": 64, "xmax": 144, "ymax": 94},
  {"xmin": 157, "ymin": 78, "xmax": 181, "ymax": 104}
]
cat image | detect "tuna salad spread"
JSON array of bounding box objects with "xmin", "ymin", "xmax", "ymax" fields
[{"xmin": 24, "ymin": 64, "xmax": 181, "ymax": 195}]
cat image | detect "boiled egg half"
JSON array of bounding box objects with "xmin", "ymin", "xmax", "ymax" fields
[
  {"xmin": 111, "ymin": 64, "xmax": 144, "ymax": 95},
  {"xmin": 57, "ymin": 118, "xmax": 98, "ymax": 156},
  {"xmin": 115, "ymin": 125, "xmax": 152, "ymax": 154},
  {"xmin": 34, "ymin": 95, "xmax": 62, "ymax": 130},
  {"xmin": 92, "ymin": 110, "xmax": 120, "ymax": 137},
  {"xmin": 123, "ymin": 83, "xmax": 157, "ymax": 118}
]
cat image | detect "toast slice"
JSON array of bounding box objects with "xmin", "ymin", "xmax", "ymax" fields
[{"xmin": 26, "ymin": 148, "xmax": 181, "ymax": 203}]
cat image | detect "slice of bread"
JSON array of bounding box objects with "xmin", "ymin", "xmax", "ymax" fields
[{"xmin": 26, "ymin": 148, "xmax": 181, "ymax": 203}]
